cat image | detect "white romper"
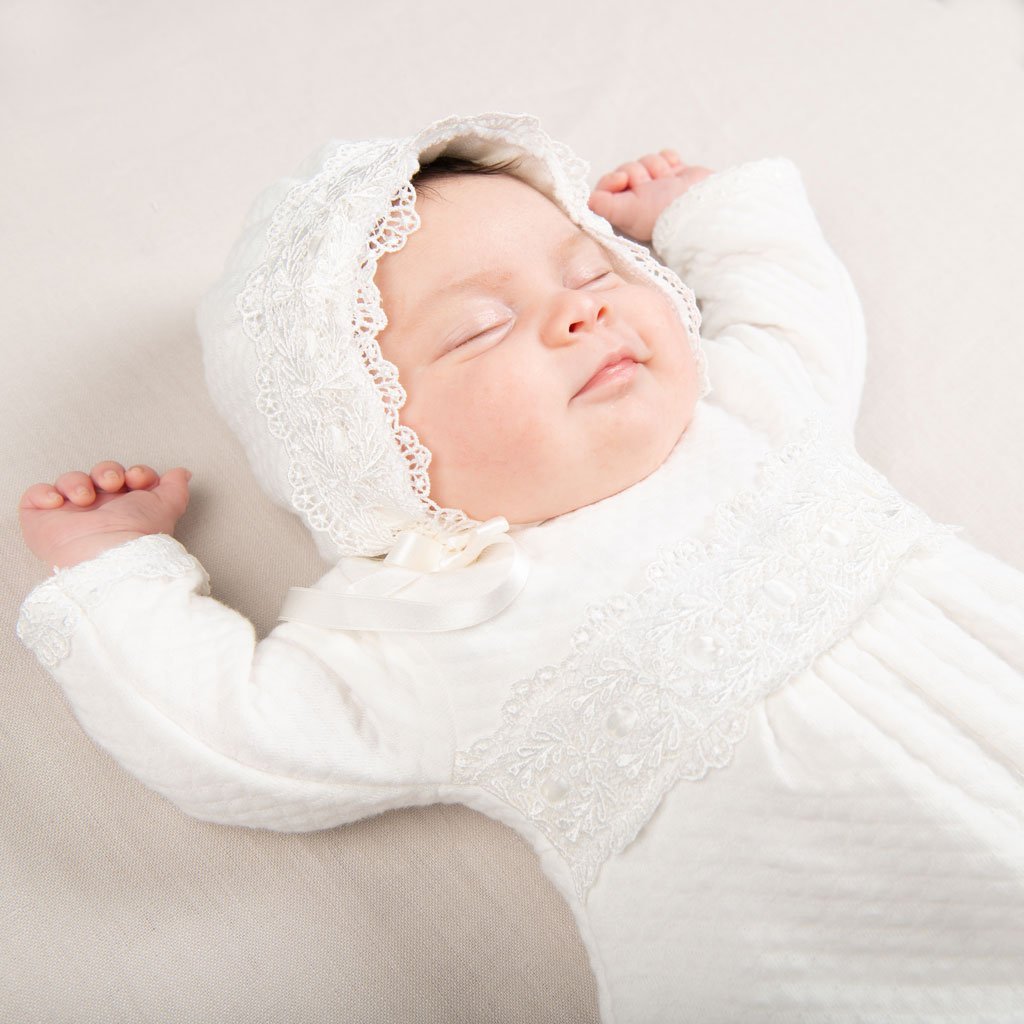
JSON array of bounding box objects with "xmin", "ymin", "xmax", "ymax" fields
[{"xmin": 18, "ymin": 159, "xmax": 1024, "ymax": 1022}]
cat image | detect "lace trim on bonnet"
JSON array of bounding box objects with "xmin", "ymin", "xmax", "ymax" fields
[{"xmin": 199, "ymin": 112, "xmax": 709, "ymax": 566}]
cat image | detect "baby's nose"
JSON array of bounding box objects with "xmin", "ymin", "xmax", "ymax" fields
[
  {"xmin": 544, "ymin": 291, "xmax": 611, "ymax": 346},
  {"xmin": 568, "ymin": 302, "xmax": 609, "ymax": 334}
]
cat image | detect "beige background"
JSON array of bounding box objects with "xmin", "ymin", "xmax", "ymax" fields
[{"xmin": 2, "ymin": 1, "xmax": 1022, "ymax": 1021}]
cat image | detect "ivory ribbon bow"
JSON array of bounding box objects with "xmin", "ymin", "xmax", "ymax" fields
[{"xmin": 278, "ymin": 517, "xmax": 529, "ymax": 632}]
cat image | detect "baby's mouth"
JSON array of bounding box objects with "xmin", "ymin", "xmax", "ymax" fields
[{"xmin": 573, "ymin": 346, "xmax": 643, "ymax": 399}]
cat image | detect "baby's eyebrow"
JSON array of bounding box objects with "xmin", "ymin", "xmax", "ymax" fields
[
  {"xmin": 555, "ymin": 229, "xmax": 601, "ymax": 261},
  {"xmin": 430, "ymin": 267, "xmax": 515, "ymax": 304}
]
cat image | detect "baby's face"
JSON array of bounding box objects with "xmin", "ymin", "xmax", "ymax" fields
[{"xmin": 374, "ymin": 173, "xmax": 699, "ymax": 524}]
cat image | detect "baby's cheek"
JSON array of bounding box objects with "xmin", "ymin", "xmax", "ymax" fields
[
  {"xmin": 407, "ymin": 362, "xmax": 569, "ymax": 521},
  {"xmin": 452, "ymin": 374, "xmax": 553, "ymax": 464}
]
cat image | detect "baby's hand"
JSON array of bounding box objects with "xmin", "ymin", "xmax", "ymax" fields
[
  {"xmin": 588, "ymin": 150, "xmax": 713, "ymax": 244},
  {"xmin": 18, "ymin": 462, "xmax": 192, "ymax": 570}
]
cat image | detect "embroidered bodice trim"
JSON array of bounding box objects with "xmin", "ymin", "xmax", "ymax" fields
[{"xmin": 453, "ymin": 416, "xmax": 961, "ymax": 900}]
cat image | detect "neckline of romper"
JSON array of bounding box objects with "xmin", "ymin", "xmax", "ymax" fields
[
  {"xmin": 500, "ymin": 398, "xmax": 800, "ymax": 627},
  {"xmin": 453, "ymin": 402, "xmax": 961, "ymax": 901}
]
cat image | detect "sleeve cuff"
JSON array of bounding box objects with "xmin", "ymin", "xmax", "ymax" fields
[
  {"xmin": 16, "ymin": 534, "xmax": 210, "ymax": 668},
  {"xmin": 652, "ymin": 157, "xmax": 803, "ymax": 263}
]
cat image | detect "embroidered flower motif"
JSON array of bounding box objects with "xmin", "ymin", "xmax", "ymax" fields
[{"xmin": 454, "ymin": 417, "xmax": 961, "ymax": 900}]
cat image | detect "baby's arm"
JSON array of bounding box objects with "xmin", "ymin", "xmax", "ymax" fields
[
  {"xmin": 16, "ymin": 463, "xmax": 449, "ymax": 830},
  {"xmin": 591, "ymin": 152, "xmax": 867, "ymax": 432}
]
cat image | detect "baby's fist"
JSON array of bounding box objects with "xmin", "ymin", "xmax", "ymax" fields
[
  {"xmin": 18, "ymin": 462, "xmax": 193, "ymax": 570},
  {"xmin": 588, "ymin": 149, "xmax": 713, "ymax": 243}
]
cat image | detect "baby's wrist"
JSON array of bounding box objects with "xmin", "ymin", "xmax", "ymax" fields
[{"xmin": 48, "ymin": 531, "xmax": 150, "ymax": 571}]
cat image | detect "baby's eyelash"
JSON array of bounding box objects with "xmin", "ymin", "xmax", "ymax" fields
[
  {"xmin": 452, "ymin": 320, "xmax": 511, "ymax": 350},
  {"xmin": 579, "ymin": 269, "xmax": 616, "ymax": 287}
]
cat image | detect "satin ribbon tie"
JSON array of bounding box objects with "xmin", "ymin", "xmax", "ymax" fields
[
  {"xmin": 384, "ymin": 516, "xmax": 511, "ymax": 573},
  {"xmin": 278, "ymin": 516, "xmax": 530, "ymax": 632}
]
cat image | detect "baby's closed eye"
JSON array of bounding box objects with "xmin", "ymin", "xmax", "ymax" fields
[
  {"xmin": 449, "ymin": 315, "xmax": 514, "ymax": 351},
  {"xmin": 576, "ymin": 268, "xmax": 617, "ymax": 289},
  {"xmin": 566, "ymin": 249, "xmax": 620, "ymax": 289}
]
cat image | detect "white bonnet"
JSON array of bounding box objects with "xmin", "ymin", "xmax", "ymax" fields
[{"xmin": 197, "ymin": 111, "xmax": 708, "ymax": 567}]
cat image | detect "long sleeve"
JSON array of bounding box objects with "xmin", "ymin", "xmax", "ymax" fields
[
  {"xmin": 652, "ymin": 158, "xmax": 867, "ymax": 432},
  {"xmin": 15, "ymin": 534, "xmax": 454, "ymax": 830}
]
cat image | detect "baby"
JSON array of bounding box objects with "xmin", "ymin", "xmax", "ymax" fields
[{"xmin": 16, "ymin": 113, "xmax": 1024, "ymax": 1022}]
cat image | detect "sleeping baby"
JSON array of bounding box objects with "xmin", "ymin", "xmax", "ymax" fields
[{"xmin": 16, "ymin": 112, "xmax": 1024, "ymax": 1022}]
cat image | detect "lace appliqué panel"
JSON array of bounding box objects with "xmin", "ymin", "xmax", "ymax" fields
[
  {"xmin": 453, "ymin": 417, "xmax": 961, "ymax": 900},
  {"xmin": 16, "ymin": 535, "xmax": 209, "ymax": 669}
]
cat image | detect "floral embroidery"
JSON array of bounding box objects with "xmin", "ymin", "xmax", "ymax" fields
[{"xmin": 453, "ymin": 417, "xmax": 960, "ymax": 900}]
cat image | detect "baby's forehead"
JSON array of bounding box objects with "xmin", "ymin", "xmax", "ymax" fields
[{"xmin": 414, "ymin": 173, "xmax": 610, "ymax": 260}]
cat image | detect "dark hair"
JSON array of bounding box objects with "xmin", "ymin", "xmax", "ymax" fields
[{"xmin": 411, "ymin": 154, "xmax": 524, "ymax": 199}]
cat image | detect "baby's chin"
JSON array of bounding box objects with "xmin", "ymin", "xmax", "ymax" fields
[{"xmin": 442, "ymin": 406, "xmax": 696, "ymax": 527}]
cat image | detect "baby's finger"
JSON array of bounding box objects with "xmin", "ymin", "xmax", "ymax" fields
[
  {"xmin": 594, "ymin": 169, "xmax": 629, "ymax": 193},
  {"xmin": 660, "ymin": 149, "xmax": 682, "ymax": 167},
  {"xmin": 124, "ymin": 464, "xmax": 159, "ymax": 490},
  {"xmin": 587, "ymin": 186, "xmax": 642, "ymax": 227},
  {"xmin": 54, "ymin": 470, "xmax": 96, "ymax": 506},
  {"xmin": 621, "ymin": 161, "xmax": 652, "ymax": 190},
  {"xmin": 639, "ymin": 153, "xmax": 673, "ymax": 179},
  {"xmin": 155, "ymin": 467, "xmax": 194, "ymax": 516},
  {"xmin": 19, "ymin": 482, "xmax": 65, "ymax": 510},
  {"xmin": 588, "ymin": 189, "xmax": 616, "ymax": 219},
  {"xmin": 90, "ymin": 461, "xmax": 127, "ymax": 492}
]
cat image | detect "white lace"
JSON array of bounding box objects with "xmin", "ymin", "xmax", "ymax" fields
[
  {"xmin": 16, "ymin": 535, "xmax": 207, "ymax": 669},
  {"xmin": 229, "ymin": 112, "xmax": 708, "ymax": 560},
  {"xmin": 453, "ymin": 416, "xmax": 961, "ymax": 901}
]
